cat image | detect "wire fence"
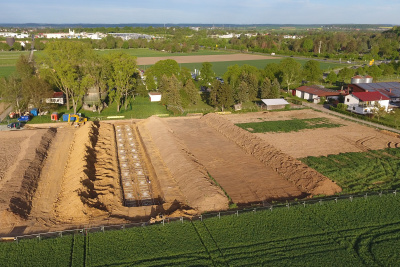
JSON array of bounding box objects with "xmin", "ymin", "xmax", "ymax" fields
[{"xmin": 3, "ymin": 189, "xmax": 398, "ymax": 243}]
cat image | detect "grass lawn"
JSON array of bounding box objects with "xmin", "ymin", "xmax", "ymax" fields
[
  {"xmin": 98, "ymin": 96, "xmax": 169, "ymax": 119},
  {"xmin": 236, "ymin": 117, "xmax": 343, "ymax": 133}
]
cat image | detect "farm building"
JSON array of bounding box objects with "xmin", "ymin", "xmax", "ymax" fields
[
  {"xmin": 344, "ymin": 91, "xmax": 390, "ymax": 115},
  {"xmin": 261, "ymin": 99, "xmax": 289, "ymax": 110},
  {"xmin": 347, "ymin": 81, "xmax": 400, "ymax": 103},
  {"xmin": 292, "ymin": 85, "xmax": 343, "ymax": 103},
  {"xmin": 148, "ymin": 92, "xmax": 162, "ymax": 102},
  {"xmin": 45, "ymin": 92, "xmax": 65, "ymax": 105}
]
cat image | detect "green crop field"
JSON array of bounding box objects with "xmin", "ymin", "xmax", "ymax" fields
[
  {"xmin": 164, "ymin": 59, "xmax": 346, "ymax": 77},
  {"xmin": 1, "ymin": 193, "xmax": 400, "ymax": 266},
  {"xmin": 0, "ymin": 66, "xmax": 16, "ymax": 78},
  {"xmin": 236, "ymin": 117, "xmax": 343, "ymax": 133},
  {"xmin": 301, "ymin": 148, "xmax": 400, "ymax": 194}
]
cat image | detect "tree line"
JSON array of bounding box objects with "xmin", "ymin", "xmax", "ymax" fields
[{"xmin": 2, "ymin": 26, "xmax": 400, "ymax": 62}]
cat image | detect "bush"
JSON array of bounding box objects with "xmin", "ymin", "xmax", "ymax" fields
[{"xmin": 336, "ymin": 103, "xmax": 348, "ymax": 111}]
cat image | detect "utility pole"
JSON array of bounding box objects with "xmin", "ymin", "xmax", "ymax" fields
[{"xmin": 318, "ymin": 41, "xmax": 322, "ymax": 54}]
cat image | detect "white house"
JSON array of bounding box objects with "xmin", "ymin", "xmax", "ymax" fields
[
  {"xmin": 293, "ymin": 85, "xmax": 344, "ymax": 103},
  {"xmin": 344, "ymin": 92, "xmax": 390, "ymax": 115},
  {"xmin": 148, "ymin": 92, "xmax": 162, "ymax": 102}
]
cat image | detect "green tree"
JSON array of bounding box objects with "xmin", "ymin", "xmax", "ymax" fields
[
  {"xmin": 303, "ymin": 60, "xmax": 323, "ymax": 83},
  {"xmin": 367, "ymin": 65, "xmax": 383, "ymax": 80},
  {"xmin": 223, "ymin": 64, "xmax": 241, "ymax": 90},
  {"xmin": 279, "ymin": 58, "xmax": 302, "ymax": 92},
  {"xmin": 259, "ymin": 77, "xmax": 271, "ymax": 99},
  {"xmin": 372, "ymin": 102, "xmax": 387, "ymax": 121},
  {"xmin": 199, "ymin": 62, "xmax": 215, "ymax": 88},
  {"xmin": 302, "ymin": 39, "xmax": 314, "ymax": 52},
  {"xmin": 107, "ymin": 52, "xmax": 138, "ymax": 111},
  {"xmin": 337, "ymin": 67, "xmax": 355, "ymax": 83},
  {"xmin": 183, "ymin": 79, "xmax": 199, "ymax": 105},
  {"xmin": 209, "ymin": 80, "xmax": 234, "ymax": 111},
  {"xmin": 270, "ymin": 78, "xmax": 281, "ymax": 99},
  {"xmin": 21, "ymin": 76, "xmax": 53, "ymax": 112},
  {"xmin": 12, "ymin": 42, "xmax": 23, "ymax": 51},
  {"xmin": 235, "ymin": 81, "xmax": 249, "ymax": 104},
  {"xmin": 264, "ymin": 63, "xmax": 280, "ymax": 81},
  {"xmin": 325, "ymin": 71, "xmax": 338, "ymax": 84},
  {"xmin": 146, "ymin": 59, "xmax": 180, "ymax": 87},
  {"xmin": 40, "ymin": 41, "xmax": 94, "ymax": 113},
  {"xmin": 0, "ymin": 75, "xmax": 27, "ymax": 114}
]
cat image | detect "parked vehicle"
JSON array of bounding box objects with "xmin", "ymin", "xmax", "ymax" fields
[
  {"xmin": 7, "ymin": 122, "xmax": 21, "ymax": 129},
  {"xmin": 17, "ymin": 115, "xmax": 30, "ymax": 122}
]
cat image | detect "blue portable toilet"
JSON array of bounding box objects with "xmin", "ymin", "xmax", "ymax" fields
[
  {"xmin": 30, "ymin": 108, "xmax": 38, "ymax": 116},
  {"xmin": 62, "ymin": 114, "xmax": 76, "ymax": 122}
]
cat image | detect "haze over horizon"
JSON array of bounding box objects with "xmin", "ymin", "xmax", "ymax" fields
[{"xmin": 1, "ymin": 0, "xmax": 400, "ymax": 25}]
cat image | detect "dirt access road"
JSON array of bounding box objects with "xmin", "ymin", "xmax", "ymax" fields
[{"xmin": 137, "ymin": 54, "xmax": 278, "ymax": 65}]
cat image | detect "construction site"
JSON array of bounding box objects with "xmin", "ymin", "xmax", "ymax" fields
[{"xmin": 1, "ymin": 109, "xmax": 397, "ymax": 236}]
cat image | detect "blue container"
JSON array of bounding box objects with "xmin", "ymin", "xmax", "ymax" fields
[
  {"xmin": 30, "ymin": 108, "xmax": 38, "ymax": 116},
  {"xmin": 62, "ymin": 114, "xmax": 76, "ymax": 122}
]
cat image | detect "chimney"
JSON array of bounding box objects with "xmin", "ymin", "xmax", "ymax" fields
[{"xmin": 390, "ymin": 88, "xmax": 392, "ymax": 93}]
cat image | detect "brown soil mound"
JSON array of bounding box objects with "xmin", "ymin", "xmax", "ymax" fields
[
  {"xmin": 55, "ymin": 122, "xmax": 121, "ymax": 223},
  {"xmin": 9, "ymin": 128, "xmax": 57, "ymax": 218},
  {"xmin": 143, "ymin": 116, "xmax": 229, "ymax": 212},
  {"xmin": 201, "ymin": 113, "xmax": 342, "ymax": 196}
]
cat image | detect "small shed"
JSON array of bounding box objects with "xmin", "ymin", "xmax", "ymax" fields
[
  {"xmin": 261, "ymin": 99, "xmax": 289, "ymax": 110},
  {"xmin": 148, "ymin": 92, "xmax": 162, "ymax": 102}
]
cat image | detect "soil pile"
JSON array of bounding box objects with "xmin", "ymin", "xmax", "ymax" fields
[
  {"xmin": 201, "ymin": 113, "xmax": 342, "ymax": 196},
  {"xmin": 143, "ymin": 116, "xmax": 229, "ymax": 212},
  {"xmin": 8, "ymin": 128, "xmax": 57, "ymax": 218},
  {"xmin": 55, "ymin": 122, "xmax": 121, "ymax": 223}
]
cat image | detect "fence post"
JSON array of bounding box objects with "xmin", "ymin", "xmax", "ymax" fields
[
  {"xmin": 162, "ymin": 219, "xmax": 165, "ymax": 226},
  {"xmin": 218, "ymin": 212, "xmax": 220, "ymax": 219},
  {"xmin": 379, "ymin": 191, "xmax": 382, "ymax": 197},
  {"xmin": 270, "ymin": 206, "xmax": 273, "ymax": 212},
  {"xmin": 303, "ymin": 201, "xmax": 306, "ymax": 207},
  {"xmin": 364, "ymin": 193, "xmax": 368, "ymax": 199},
  {"xmin": 349, "ymin": 196, "xmax": 353, "ymax": 202},
  {"xmin": 319, "ymin": 200, "xmax": 322, "ymax": 205},
  {"xmin": 335, "ymin": 198, "xmax": 338, "ymax": 203},
  {"xmin": 253, "ymin": 208, "xmax": 256, "ymax": 213},
  {"xmin": 101, "ymin": 226, "xmax": 104, "ymax": 233},
  {"xmin": 394, "ymin": 190, "xmax": 397, "ymax": 196},
  {"xmin": 200, "ymin": 215, "xmax": 203, "ymax": 222},
  {"xmin": 236, "ymin": 210, "xmax": 239, "ymax": 217},
  {"xmin": 286, "ymin": 203, "xmax": 290, "ymax": 209},
  {"xmin": 180, "ymin": 217, "xmax": 183, "ymax": 223}
]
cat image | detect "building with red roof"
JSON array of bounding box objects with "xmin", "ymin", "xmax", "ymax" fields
[
  {"xmin": 293, "ymin": 85, "xmax": 345, "ymax": 103},
  {"xmin": 344, "ymin": 91, "xmax": 391, "ymax": 115}
]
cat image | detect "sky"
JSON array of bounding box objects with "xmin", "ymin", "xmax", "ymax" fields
[{"xmin": 1, "ymin": 0, "xmax": 400, "ymax": 25}]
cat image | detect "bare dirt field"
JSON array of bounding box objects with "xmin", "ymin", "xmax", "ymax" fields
[
  {"xmin": 137, "ymin": 53, "xmax": 278, "ymax": 65},
  {"xmin": 164, "ymin": 116, "xmax": 305, "ymax": 204},
  {"xmin": 4, "ymin": 109, "xmax": 390, "ymax": 236},
  {"xmin": 224, "ymin": 109, "xmax": 400, "ymax": 158}
]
